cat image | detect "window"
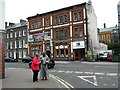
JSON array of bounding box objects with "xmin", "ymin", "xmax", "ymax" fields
[
  {"xmin": 59, "ymin": 16, "xmax": 63, "ymax": 24},
  {"xmin": 15, "ymin": 41, "xmax": 17, "ymax": 48},
  {"xmin": 7, "ymin": 42, "xmax": 8, "ymax": 49},
  {"xmin": 19, "ymin": 40, "xmax": 22, "ymax": 48},
  {"xmin": 74, "ymin": 13, "xmax": 77, "ymax": 21},
  {"xmin": 10, "ymin": 42, "xmax": 13, "ymax": 49},
  {"xmin": 66, "ymin": 49, "xmax": 68, "ymax": 57},
  {"xmin": 19, "ymin": 50, "xmax": 22, "ymax": 58},
  {"xmin": 60, "ymin": 30, "xmax": 63, "ymax": 40},
  {"xmin": 23, "ymin": 39, "xmax": 26, "ymax": 47},
  {"xmin": 46, "ymin": 18, "xmax": 49, "ymax": 26},
  {"xmin": 10, "ymin": 33, "xmax": 13, "ymax": 38},
  {"xmin": 74, "ymin": 27, "xmax": 78, "ymax": 37},
  {"xmin": 78, "ymin": 12, "xmax": 82, "ymax": 21},
  {"xmin": 64, "ymin": 29, "xmax": 68, "ymax": 40},
  {"xmin": 79, "ymin": 26, "xmax": 83, "ymax": 38},
  {"xmin": 60, "ymin": 49, "xmax": 64, "ymax": 57},
  {"xmin": 19, "ymin": 31, "xmax": 22, "ymax": 37},
  {"xmin": 55, "ymin": 16, "xmax": 58, "ymax": 25},
  {"xmin": 15, "ymin": 32, "xmax": 17, "ymax": 37},
  {"xmin": 23, "ymin": 50, "xmax": 27, "ymax": 58},
  {"xmin": 7, "ymin": 33, "xmax": 9, "ymax": 38},
  {"xmin": 64, "ymin": 15, "xmax": 67, "ymax": 23},
  {"xmin": 56, "ymin": 31, "xmax": 59, "ymax": 40},
  {"xmin": 23, "ymin": 30, "xmax": 27, "ymax": 36},
  {"xmin": 56, "ymin": 49, "xmax": 59, "ymax": 56},
  {"xmin": 32, "ymin": 22, "xmax": 35, "ymax": 29}
]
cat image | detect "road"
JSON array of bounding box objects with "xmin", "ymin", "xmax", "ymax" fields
[{"xmin": 5, "ymin": 61, "xmax": 119, "ymax": 89}]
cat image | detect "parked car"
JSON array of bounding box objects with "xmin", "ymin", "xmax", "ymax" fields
[
  {"xmin": 107, "ymin": 52, "xmax": 112, "ymax": 61},
  {"xmin": 28, "ymin": 59, "xmax": 55, "ymax": 69},
  {"xmin": 22, "ymin": 56, "xmax": 33, "ymax": 63},
  {"xmin": 98, "ymin": 52, "xmax": 108, "ymax": 61},
  {"xmin": 5, "ymin": 57, "xmax": 18, "ymax": 62}
]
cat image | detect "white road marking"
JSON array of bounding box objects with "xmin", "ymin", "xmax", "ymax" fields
[
  {"xmin": 58, "ymin": 70, "xmax": 65, "ymax": 73},
  {"xmin": 104, "ymin": 83, "xmax": 107, "ymax": 86},
  {"xmin": 94, "ymin": 73, "xmax": 104, "ymax": 75},
  {"xmin": 49, "ymin": 70, "xmax": 57, "ymax": 72},
  {"xmin": 77, "ymin": 76, "xmax": 98, "ymax": 86},
  {"xmin": 65, "ymin": 71, "xmax": 73, "ymax": 73},
  {"xmin": 107, "ymin": 73, "xmax": 117, "ymax": 76},
  {"xmin": 74, "ymin": 71, "xmax": 83, "ymax": 74},
  {"xmin": 84, "ymin": 72, "xmax": 93, "ymax": 75},
  {"xmin": 112, "ymin": 84, "xmax": 115, "ymax": 86}
]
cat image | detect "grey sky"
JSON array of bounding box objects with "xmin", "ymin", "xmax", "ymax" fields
[{"xmin": 5, "ymin": 0, "xmax": 120, "ymax": 28}]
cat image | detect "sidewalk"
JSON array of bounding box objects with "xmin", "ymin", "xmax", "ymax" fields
[{"xmin": 2, "ymin": 68, "xmax": 64, "ymax": 88}]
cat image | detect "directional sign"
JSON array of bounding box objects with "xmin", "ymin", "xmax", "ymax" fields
[{"xmin": 77, "ymin": 76, "xmax": 98, "ymax": 86}]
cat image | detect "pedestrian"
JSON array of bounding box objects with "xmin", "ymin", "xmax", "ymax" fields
[
  {"xmin": 40, "ymin": 52, "xmax": 50, "ymax": 80},
  {"xmin": 31, "ymin": 54, "xmax": 40, "ymax": 82}
]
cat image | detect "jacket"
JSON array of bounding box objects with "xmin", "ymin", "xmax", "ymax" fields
[{"xmin": 31, "ymin": 56, "xmax": 40, "ymax": 70}]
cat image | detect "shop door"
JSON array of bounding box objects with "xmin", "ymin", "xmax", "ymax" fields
[{"xmin": 74, "ymin": 50, "xmax": 80, "ymax": 61}]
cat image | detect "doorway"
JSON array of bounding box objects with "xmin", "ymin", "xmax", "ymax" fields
[{"xmin": 74, "ymin": 49, "xmax": 85, "ymax": 61}]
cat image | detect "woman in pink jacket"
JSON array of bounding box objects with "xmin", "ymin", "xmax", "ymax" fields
[{"xmin": 31, "ymin": 54, "xmax": 40, "ymax": 82}]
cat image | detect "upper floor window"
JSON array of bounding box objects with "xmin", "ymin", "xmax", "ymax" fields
[
  {"xmin": 59, "ymin": 16, "xmax": 63, "ymax": 24},
  {"xmin": 56, "ymin": 31, "xmax": 59, "ymax": 40},
  {"xmin": 15, "ymin": 32, "xmax": 17, "ymax": 37},
  {"xmin": 74, "ymin": 27, "xmax": 78, "ymax": 37},
  {"xmin": 60, "ymin": 30, "xmax": 63, "ymax": 40},
  {"xmin": 46, "ymin": 18, "xmax": 49, "ymax": 26},
  {"xmin": 19, "ymin": 40, "xmax": 22, "ymax": 48},
  {"xmin": 64, "ymin": 29, "xmax": 68, "ymax": 40},
  {"xmin": 74, "ymin": 13, "xmax": 77, "ymax": 21},
  {"xmin": 31, "ymin": 21, "xmax": 40, "ymax": 29},
  {"xmin": 23, "ymin": 30, "xmax": 27, "ymax": 36},
  {"xmin": 10, "ymin": 33, "xmax": 13, "ymax": 38},
  {"xmin": 7, "ymin": 33, "xmax": 9, "ymax": 38},
  {"xmin": 79, "ymin": 26, "xmax": 83, "ymax": 38},
  {"xmin": 19, "ymin": 31, "xmax": 22, "ymax": 37},
  {"xmin": 78, "ymin": 12, "xmax": 82, "ymax": 21},
  {"xmin": 64, "ymin": 15, "xmax": 67, "ymax": 23},
  {"xmin": 55, "ymin": 16, "xmax": 58, "ymax": 25}
]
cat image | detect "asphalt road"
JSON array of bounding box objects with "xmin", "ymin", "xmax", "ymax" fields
[{"xmin": 5, "ymin": 61, "xmax": 120, "ymax": 89}]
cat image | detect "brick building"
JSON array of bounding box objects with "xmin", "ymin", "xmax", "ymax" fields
[
  {"xmin": 27, "ymin": 1, "xmax": 98, "ymax": 61},
  {"xmin": 5, "ymin": 20, "xmax": 28, "ymax": 61}
]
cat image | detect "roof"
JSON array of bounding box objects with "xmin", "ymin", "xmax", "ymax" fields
[
  {"xmin": 6, "ymin": 22, "xmax": 28, "ymax": 30},
  {"xmin": 27, "ymin": 2, "xmax": 86, "ymax": 19},
  {"xmin": 99, "ymin": 26, "xmax": 118, "ymax": 33}
]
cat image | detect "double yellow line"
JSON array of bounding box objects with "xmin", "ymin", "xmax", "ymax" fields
[{"xmin": 49, "ymin": 74, "xmax": 74, "ymax": 90}]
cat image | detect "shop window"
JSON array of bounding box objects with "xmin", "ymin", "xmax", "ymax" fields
[
  {"xmin": 56, "ymin": 49, "xmax": 59, "ymax": 56},
  {"xmin": 60, "ymin": 49, "xmax": 64, "ymax": 57},
  {"xmin": 66, "ymin": 49, "xmax": 68, "ymax": 56}
]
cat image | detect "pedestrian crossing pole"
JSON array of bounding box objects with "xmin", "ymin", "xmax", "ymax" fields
[{"xmin": 0, "ymin": 0, "xmax": 5, "ymax": 79}]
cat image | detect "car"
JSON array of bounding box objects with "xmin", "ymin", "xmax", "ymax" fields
[
  {"xmin": 22, "ymin": 56, "xmax": 33, "ymax": 63},
  {"xmin": 28, "ymin": 59, "xmax": 55, "ymax": 69},
  {"xmin": 5, "ymin": 57, "xmax": 18, "ymax": 62},
  {"xmin": 107, "ymin": 52, "xmax": 112, "ymax": 61},
  {"xmin": 98, "ymin": 52, "xmax": 108, "ymax": 61}
]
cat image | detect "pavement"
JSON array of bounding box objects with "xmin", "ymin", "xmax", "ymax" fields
[{"xmin": 1, "ymin": 68, "xmax": 64, "ymax": 89}]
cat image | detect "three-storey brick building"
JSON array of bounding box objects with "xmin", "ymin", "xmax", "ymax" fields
[{"xmin": 27, "ymin": 1, "xmax": 98, "ymax": 61}]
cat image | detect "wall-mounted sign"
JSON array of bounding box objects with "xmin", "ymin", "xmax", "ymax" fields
[
  {"xmin": 28, "ymin": 35, "xmax": 34, "ymax": 42},
  {"xmin": 73, "ymin": 41, "xmax": 85, "ymax": 49},
  {"xmin": 34, "ymin": 33, "xmax": 44, "ymax": 41}
]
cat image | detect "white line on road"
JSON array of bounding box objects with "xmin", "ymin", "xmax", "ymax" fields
[
  {"xmin": 65, "ymin": 71, "xmax": 74, "ymax": 73},
  {"xmin": 106, "ymin": 73, "xmax": 117, "ymax": 76},
  {"xmin": 77, "ymin": 76, "xmax": 98, "ymax": 86},
  {"xmin": 58, "ymin": 70, "xmax": 65, "ymax": 73},
  {"xmin": 74, "ymin": 71, "xmax": 83, "ymax": 74},
  {"xmin": 84, "ymin": 72, "xmax": 94, "ymax": 75},
  {"xmin": 94, "ymin": 73, "xmax": 104, "ymax": 75}
]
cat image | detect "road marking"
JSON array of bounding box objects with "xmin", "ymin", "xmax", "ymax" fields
[
  {"xmin": 65, "ymin": 71, "xmax": 73, "ymax": 73},
  {"xmin": 84, "ymin": 72, "xmax": 93, "ymax": 75},
  {"xmin": 58, "ymin": 70, "xmax": 65, "ymax": 73},
  {"xmin": 77, "ymin": 76, "xmax": 98, "ymax": 86},
  {"xmin": 50, "ymin": 74, "xmax": 74, "ymax": 89},
  {"xmin": 74, "ymin": 71, "xmax": 83, "ymax": 74},
  {"xmin": 49, "ymin": 70, "xmax": 57, "ymax": 72},
  {"xmin": 106, "ymin": 73, "xmax": 117, "ymax": 76},
  {"xmin": 94, "ymin": 73, "xmax": 104, "ymax": 75}
]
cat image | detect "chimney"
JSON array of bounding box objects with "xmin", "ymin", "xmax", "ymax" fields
[
  {"xmin": 20, "ymin": 19, "xmax": 26, "ymax": 23},
  {"xmin": 104, "ymin": 23, "xmax": 106, "ymax": 28},
  {"xmin": 9, "ymin": 22, "xmax": 15, "ymax": 26}
]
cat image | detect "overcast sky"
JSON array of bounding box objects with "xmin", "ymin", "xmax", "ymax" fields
[{"xmin": 5, "ymin": 0, "xmax": 120, "ymax": 28}]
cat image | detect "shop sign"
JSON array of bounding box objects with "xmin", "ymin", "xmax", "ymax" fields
[
  {"xmin": 73, "ymin": 41, "xmax": 85, "ymax": 49},
  {"xmin": 44, "ymin": 32, "xmax": 51, "ymax": 40},
  {"xmin": 28, "ymin": 35, "xmax": 34, "ymax": 42}
]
